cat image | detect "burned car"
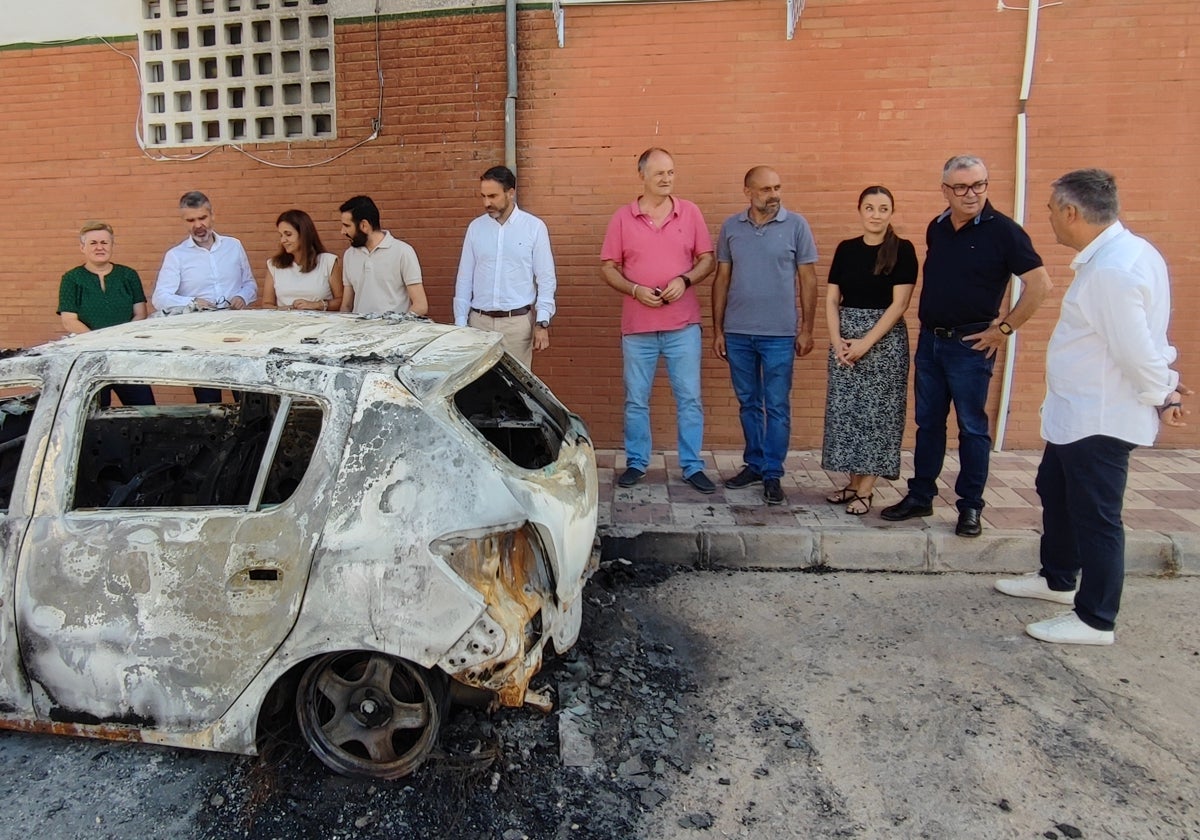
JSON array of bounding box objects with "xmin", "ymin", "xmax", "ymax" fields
[{"xmin": 0, "ymin": 310, "xmax": 597, "ymax": 779}]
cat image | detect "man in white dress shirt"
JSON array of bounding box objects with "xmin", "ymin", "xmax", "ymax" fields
[
  {"xmin": 995, "ymin": 169, "xmax": 1186, "ymax": 645},
  {"xmin": 153, "ymin": 191, "xmax": 256, "ymax": 313},
  {"xmin": 153, "ymin": 190, "xmax": 258, "ymax": 403},
  {"xmin": 453, "ymin": 165, "xmax": 557, "ymax": 368}
]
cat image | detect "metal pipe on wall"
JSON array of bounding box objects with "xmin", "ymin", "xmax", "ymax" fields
[
  {"xmin": 505, "ymin": 0, "xmax": 517, "ymax": 172},
  {"xmin": 994, "ymin": 0, "xmax": 1042, "ymax": 452}
]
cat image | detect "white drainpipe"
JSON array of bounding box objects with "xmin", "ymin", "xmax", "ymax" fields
[{"xmin": 994, "ymin": 0, "xmax": 1045, "ymax": 451}]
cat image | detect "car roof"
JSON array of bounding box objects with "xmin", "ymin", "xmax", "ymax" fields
[{"xmin": 19, "ymin": 311, "xmax": 502, "ymax": 368}]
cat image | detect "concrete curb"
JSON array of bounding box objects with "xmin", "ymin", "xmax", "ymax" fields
[{"xmin": 598, "ymin": 526, "xmax": 1197, "ymax": 577}]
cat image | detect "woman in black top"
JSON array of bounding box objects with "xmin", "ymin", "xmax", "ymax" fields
[{"xmin": 821, "ymin": 186, "xmax": 918, "ymax": 514}]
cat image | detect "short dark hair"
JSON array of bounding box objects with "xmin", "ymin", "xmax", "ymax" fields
[
  {"xmin": 481, "ymin": 165, "xmax": 516, "ymax": 191},
  {"xmin": 637, "ymin": 147, "xmax": 673, "ymax": 175},
  {"xmin": 179, "ymin": 190, "xmax": 211, "ymax": 211},
  {"xmin": 1050, "ymin": 169, "xmax": 1120, "ymax": 225},
  {"xmin": 339, "ymin": 195, "xmax": 381, "ymax": 231}
]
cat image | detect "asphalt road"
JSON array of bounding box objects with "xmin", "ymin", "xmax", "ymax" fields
[{"xmin": 0, "ymin": 570, "xmax": 1195, "ymax": 840}]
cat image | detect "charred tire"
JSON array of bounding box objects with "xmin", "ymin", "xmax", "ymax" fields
[{"xmin": 296, "ymin": 651, "xmax": 445, "ymax": 780}]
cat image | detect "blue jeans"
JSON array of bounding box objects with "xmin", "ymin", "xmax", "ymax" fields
[
  {"xmin": 1037, "ymin": 436, "xmax": 1135, "ymax": 631},
  {"xmin": 725, "ymin": 333, "xmax": 794, "ymax": 479},
  {"xmin": 908, "ymin": 326, "xmax": 995, "ymax": 511},
  {"xmin": 622, "ymin": 324, "xmax": 705, "ymax": 477}
]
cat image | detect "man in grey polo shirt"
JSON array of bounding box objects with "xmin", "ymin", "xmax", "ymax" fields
[{"xmin": 712, "ymin": 165, "xmax": 818, "ymax": 505}]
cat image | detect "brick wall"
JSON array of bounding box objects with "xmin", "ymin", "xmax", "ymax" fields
[{"xmin": 1, "ymin": 0, "xmax": 1196, "ymax": 450}]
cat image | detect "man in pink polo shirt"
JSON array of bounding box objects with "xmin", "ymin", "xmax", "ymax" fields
[{"xmin": 601, "ymin": 148, "xmax": 717, "ymax": 493}]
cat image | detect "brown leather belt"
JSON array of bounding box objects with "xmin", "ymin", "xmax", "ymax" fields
[{"xmin": 471, "ymin": 305, "xmax": 532, "ymax": 318}]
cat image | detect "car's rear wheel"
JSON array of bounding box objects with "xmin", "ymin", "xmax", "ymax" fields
[{"xmin": 296, "ymin": 651, "xmax": 444, "ymax": 779}]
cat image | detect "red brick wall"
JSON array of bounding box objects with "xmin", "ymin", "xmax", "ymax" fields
[{"xmin": 1, "ymin": 0, "xmax": 1196, "ymax": 450}]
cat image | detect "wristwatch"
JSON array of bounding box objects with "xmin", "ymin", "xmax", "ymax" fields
[
  {"xmin": 536, "ymin": 320, "xmax": 550, "ymax": 329},
  {"xmin": 997, "ymin": 321, "xmax": 1014, "ymax": 336}
]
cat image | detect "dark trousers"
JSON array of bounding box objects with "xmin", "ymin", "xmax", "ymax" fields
[
  {"xmin": 99, "ymin": 384, "xmax": 155, "ymax": 408},
  {"xmin": 908, "ymin": 327, "xmax": 996, "ymax": 512},
  {"xmin": 1037, "ymin": 436, "xmax": 1135, "ymax": 631}
]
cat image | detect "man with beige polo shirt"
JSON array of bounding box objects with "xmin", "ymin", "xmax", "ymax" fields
[{"xmin": 338, "ymin": 195, "xmax": 427, "ymax": 316}]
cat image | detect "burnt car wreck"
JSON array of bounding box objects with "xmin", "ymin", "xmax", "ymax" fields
[{"xmin": 0, "ymin": 311, "xmax": 598, "ymax": 779}]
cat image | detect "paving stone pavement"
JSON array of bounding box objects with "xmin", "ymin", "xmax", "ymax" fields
[{"xmin": 596, "ymin": 448, "xmax": 1200, "ymax": 576}]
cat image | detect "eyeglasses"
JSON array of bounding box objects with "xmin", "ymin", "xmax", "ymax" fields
[{"xmin": 943, "ymin": 180, "xmax": 988, "ymax": 197}]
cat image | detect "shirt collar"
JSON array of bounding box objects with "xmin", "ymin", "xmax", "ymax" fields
[
  {"xmin": 737, "ymin": 206, "xmax": 789, "ymax": 225},
  {"xmin": 631, "ymin": 196, "xmax": 677, "ymax": 220},
  {"xmin": 182, "ymin": 231, "xmax": 223, "ymax": 250},
  {"xmin": 355, "ymin": 230, "xmax": 394, "ymax": 252},
  {"xmin": 936, "ymin": 199, "xmax": 995, "ymax": 228},
  {"xmin": 1070, "ymin": 220, "xmax": 1125, "ymax": 270},
  {"xmin": 489, "ymin": 204, "xmax": 523, "ymax": 226}
]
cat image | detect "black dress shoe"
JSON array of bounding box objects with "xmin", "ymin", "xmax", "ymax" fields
[
  {"xmin": 617, "ymin": 467, "xmax": 645, "ymax": 488},
  {"xmin": 956, "ymin": 508, "xmax": 983, "ymax": 537},
  {"xmin": 880, "ymin": 495, "xmax": 934, "ymax": 521},
  {"xmin": 723, "ymin": 466, "xmax": 762, "ymax": 489}
]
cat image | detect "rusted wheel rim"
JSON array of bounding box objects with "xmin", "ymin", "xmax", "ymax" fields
[{"xmin": 296, "ymin": 651, "xmax": 442, "ymax": 779}]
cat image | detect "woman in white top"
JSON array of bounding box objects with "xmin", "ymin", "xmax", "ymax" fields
[{"xmin": 263, "ymin": 209, "xmax": 344, "ymax": 311}]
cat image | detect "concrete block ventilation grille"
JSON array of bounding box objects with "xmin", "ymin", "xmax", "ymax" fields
[{"xmin": 140, "ymin": 0, "xmax": 336, "ymax": 147}]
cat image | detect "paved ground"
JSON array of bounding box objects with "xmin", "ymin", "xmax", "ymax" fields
[{"xmin": 597, "ymin": 449, "xmax": 1200, "ymax": 576}]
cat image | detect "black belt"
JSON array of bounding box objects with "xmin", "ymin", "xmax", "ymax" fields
[
  {"xmin": 926, "ymin": 321, "xmax": 991, "ymax": 339},
  {"xmin": 472, "ymin": 305, "xmax": 531, "ymax": 318}
]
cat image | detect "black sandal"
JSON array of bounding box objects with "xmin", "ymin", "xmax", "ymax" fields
[
  {"xmin": 845, "ymin": 493, "xmax": 873, "ymax": 516},
  {"xmin": 826, "ymin": 486, "xmax": 857, "ymax": 504}
]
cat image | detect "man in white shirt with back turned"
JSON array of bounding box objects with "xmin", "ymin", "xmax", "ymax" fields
[
  {"xmin": 995, "ymin": 169, "xmax": 1186, "ymax": 646},
  {"xmin": 454, "ymin": 165, "xmax": 557, "ymax": 369}
]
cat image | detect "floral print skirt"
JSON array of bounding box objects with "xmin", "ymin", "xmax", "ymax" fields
[{"xmin": 821, "ymin": 307, "xmax": 909, "ymax": 479}]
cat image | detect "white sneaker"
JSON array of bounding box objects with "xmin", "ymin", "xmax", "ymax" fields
[
  {"xmin": 1026, "ymin": 611, "xmax": 1114, "ymax": 646},
  {"xmin": 994, "ymin": 572, "xmax": 1077, "ymax": 606}
]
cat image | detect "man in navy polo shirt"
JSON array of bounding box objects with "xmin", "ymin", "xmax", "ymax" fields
[{"xmin": 881, "ymin": 155, "xmax": 1051, "ymax": 536}]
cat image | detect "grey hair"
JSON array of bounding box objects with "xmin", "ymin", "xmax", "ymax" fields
[
  {"xmin": 942, "ymin": 155, "xmax": 987, "ymax": 180},
  {"xmin": 179, "ymin": 190, "xmax": 211, "ymax": 211},
  {"xmin": 637, "ymin": 147, "xmax": 673, "ymax": 175},
  {"xmin": 1050, "ymin": 169, "xmax": 1120, "ymax": 225}
]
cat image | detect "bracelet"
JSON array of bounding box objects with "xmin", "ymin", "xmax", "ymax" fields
[
  {"xmin": 630, "ymin": 283, "xmax": 638, "ymax": 299},
  {"xmin": 321, "ymin": 300, "xmax": 328, "ymax": 311},
  {"xmin": 678, "ymin": 275, "xmax": 692, "ymax": 288},
  {"xmin": 1158, "ymin": 402, "xmax": 1182, "ymax": 412}
]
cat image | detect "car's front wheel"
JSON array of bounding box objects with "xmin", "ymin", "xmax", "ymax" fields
[{"xmin": 296, "ymin": 651, "xmax": 445, "ymax": 779}]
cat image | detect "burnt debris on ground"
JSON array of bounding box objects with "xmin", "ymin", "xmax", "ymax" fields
[{"xmin": 195, "ymin": 558, "xmax": 703, "ymax": 840}]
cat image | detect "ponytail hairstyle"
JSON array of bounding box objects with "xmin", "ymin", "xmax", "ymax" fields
[{"xmin": 858, "ymin": 186, "xmax": 899, "ymax": 276}]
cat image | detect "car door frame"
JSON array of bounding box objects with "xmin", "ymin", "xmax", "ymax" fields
[{"xmin": 15, "ymin": 351, "xmax": 355, "ymax": 732}]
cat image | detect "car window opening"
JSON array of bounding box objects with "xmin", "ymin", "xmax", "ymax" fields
[
  {"xmin": 453, "ymin": 360, "xmax": 568, "ymax": 470},
  {"xmin": 74, "ymin": 386, "xmax": 323, "ymax": 510},
  {"xmin": 0, "ymin": 388, "xmax": 39, "ymax": 511}
]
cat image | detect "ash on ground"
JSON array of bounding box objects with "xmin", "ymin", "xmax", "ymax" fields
[{"xmin": 196, "ymin": 558, "xmax": 701, "ymax": 840}]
